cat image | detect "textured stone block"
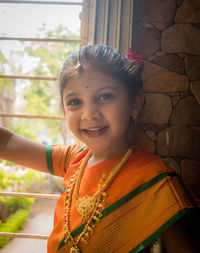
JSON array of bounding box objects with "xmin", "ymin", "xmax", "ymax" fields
[
  {"xmin": 172, "ymin": 95, "xmax": 181, "ymax": 107},
  {"xmin": 137, "ymin": 123, "xmax": 168, "ymax": 133},
  {"xmin": 134, "ymin": 0, "xmax": 176, "ymax": 22},
  {"xmin": 153, "ymin": 54, "xmax": 184, "ymax": 74},
  {"xmin": 181, "ymin": 159, "xmax": 200, "ymax": 185},
  {"xmin": 149, "ymin": 28, "xmax": 161, "ymax": 39},
  {"xmin": 171, "ymin": 96, "xmax": 200, "ymax": 125},
  {"xmin": 142, "ymin": 61, "xmax": 189, "ymax": 92},
  {"xmin": 161, "ymin": 24, "xmax": 200, "ymax": 55},
  {"xmin": 163, "ymin": 157, "xmax": 181, "ymax": 174},
  {"xmin": 156, "ymin": 51, "xmax": 167, "ymax": 57},
  {"xmin": 152, "ymin": 23, "xmax": 172, "ymax": 31},
  {"xmin": 157, "ymin": 126, "xmax": 200, "ymax": 159},
  {"xmin": 129, "ymin": 127, "xmax": 155, "ymax": 154},
  {"xmin": 139, "ymin": 94, "xmax": 172, "ymax": 124},
  {"xmin": 145, "ymin": 130, "xmax": 157, "ymax": 141},
  {"xmin": 175, "ymin": 0, "xmax": 200, "ymax": 23},
  {"xmin": 192, "ymin": 126, "xmax": 200, "ymax": 132},
  {"xmin": 185, "ymin": 55, "xmax": 200, "ymax": 80},
  {"xmin": 133, "ymin": 24, "xmax": 160, "ymax": 58},
  {"xmin": 190, "ymin": 81, "xmax": 200, "ymax": 106},
  {"xmin": 176, "ymin": 0, "xmax": 184, "ymax": 8}
]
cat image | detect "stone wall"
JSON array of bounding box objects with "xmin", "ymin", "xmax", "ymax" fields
[{"xmin": 132, "ymin": 0, "xmax": 200, "ymax": 195}]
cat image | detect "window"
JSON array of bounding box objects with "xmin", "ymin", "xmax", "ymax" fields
[
  {"xmin": 0, "ymin": 0, "xmax": 135, "ymax": 242},
  {"xmin": 0, "ymin": 0, "xmax": 83, "ymax": 242},
  {"xmin": 81, "ymin": 0, "xmax": 134, "ymax": 53}
]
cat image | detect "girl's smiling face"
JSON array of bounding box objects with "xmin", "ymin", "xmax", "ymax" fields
[{"xmin": 62, "ymin": 66, "xmax": 134, "ymax": 160}]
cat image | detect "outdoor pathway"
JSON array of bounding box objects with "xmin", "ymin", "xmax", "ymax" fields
[{"xmin": 0, "ymin": 198, "xmax": 57, "ymax": 253}]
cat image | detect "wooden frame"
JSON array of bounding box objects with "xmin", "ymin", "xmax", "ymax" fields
[{"xmin": 81, "ymin": 0, "xmax": 134, "ymax": 54}]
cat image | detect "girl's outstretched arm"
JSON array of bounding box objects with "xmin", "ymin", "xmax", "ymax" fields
[{"xmin": 0, "ymin": 127, "xmax": 48, "ymax": 173}]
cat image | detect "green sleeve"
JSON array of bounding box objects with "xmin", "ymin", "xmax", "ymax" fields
[{"xmin": 46, "ymin": 145, "xmax": 54, "ymax": 175}]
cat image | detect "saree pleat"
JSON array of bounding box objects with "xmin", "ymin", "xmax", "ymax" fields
[{"xmin": 56, "ymin": 174, "xmax": 197, "ymax": 253}]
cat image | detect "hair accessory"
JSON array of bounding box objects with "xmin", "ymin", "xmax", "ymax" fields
[
  {"xmin": 126, "ymin": 48, "xmax": 144, "ymax": 76},
  {"xmin": 75, "ymin": 48, "xmax": 84, "ymax": 73}
]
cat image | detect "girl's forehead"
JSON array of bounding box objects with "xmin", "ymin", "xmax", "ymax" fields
[{"xmin": 64, "ymin": 66, "xmax": 123, "ymax": 92}]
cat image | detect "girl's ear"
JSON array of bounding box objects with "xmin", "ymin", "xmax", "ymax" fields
[{"xmin": 130, "ymin": 89, "xmax": 144, "ymax": 119}]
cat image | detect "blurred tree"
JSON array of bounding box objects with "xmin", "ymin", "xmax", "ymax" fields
[
  {"xmin": 0, "ymin": 25, "xmax": 79, "ymax": 143},
  {"xmin": 0, "ymin": 52, "xmax": 15, "ymax": 127},
  {"xmin": 20, "ymin": 25, "xmax": 79, "ymax": 143}
]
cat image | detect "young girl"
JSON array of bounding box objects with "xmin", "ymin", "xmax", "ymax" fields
[{"xmin": 0, "ymin": 45, "xmax": 199, "ymax": 253}]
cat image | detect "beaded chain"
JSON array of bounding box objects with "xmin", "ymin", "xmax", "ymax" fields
[{"xmin": 63, "ymin": 148, "xmax": 133, "ymax": 253}]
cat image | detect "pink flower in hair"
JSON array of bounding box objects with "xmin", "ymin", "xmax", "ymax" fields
[{"xmin": 126, "ymin": 48, "xmax": 144, "ymax": 76}]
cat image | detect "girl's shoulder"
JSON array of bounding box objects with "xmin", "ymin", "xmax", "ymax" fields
[
  {"xmin": 131, "ymin": 149, "xmax": 174, "ymax": 175},
  {"xmin": 46, "ymin": 144, "xmax": 88, "ymax": 177}
]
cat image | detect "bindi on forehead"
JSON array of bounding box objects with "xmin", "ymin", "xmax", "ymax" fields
[{"xmin": 85, "ymin": 86, "xmax": 89, "ymax": 89}]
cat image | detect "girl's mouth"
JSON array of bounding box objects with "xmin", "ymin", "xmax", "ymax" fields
[{"xmin": 80, "ymin": 126, "xmax": 109, "ymax": 137}]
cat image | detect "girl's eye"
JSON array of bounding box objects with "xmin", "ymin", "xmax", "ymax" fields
[
  {"xmin": 97, "ymin": 93, "xmax": 113, "ymax": 102},
  {"xmin": 66, "ymin": 99, "xmax": 81, "ymax": 106}
]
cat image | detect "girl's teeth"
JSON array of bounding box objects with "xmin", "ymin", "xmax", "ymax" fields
[
  {"xmin": 87, "ymin": 128, "xmax": 102, "ymax": 132},
  {"xmin": 83, "ymin": 127, "xmax": 106, "ymax": 132}
]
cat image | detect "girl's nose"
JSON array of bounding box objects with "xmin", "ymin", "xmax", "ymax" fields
[{"xmin": 80, "ymin": 105, "xmax": 102, "ymax": 121}]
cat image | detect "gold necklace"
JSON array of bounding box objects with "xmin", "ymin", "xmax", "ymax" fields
[{"xmin": 63, "ymin": 148, "xmax": 133, "ymax": 253}]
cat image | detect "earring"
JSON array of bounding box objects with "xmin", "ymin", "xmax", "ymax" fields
[{"xmin": 131, "ymin": 109, "xmax": 138, "ymax": 124}]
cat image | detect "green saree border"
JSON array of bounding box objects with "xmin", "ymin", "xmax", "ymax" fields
[
  {"xmin": 57, "ymin": 171, "xmax": 179, "ymax": 251},
  {"xmin": 129, "ymin": 208, "xmax": 195, "ymax": 253},
  {"xmin": 78, "ymin": 145, "xmax": 86, "ymax": 153},
  {"xmin": 46, "ymin": 145, "xmax": 86, "ymax": 176},
  {"xmin": 46, "ymin": 145, "xmax": 54, "ymax": 175}
]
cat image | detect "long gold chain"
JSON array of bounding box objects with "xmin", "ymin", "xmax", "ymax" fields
[
  {"xmin": 74, "ymin": 149, "xmax": 133, "ymax": 220},
  {"xmin": 63, "ymin": 148, "xmax": 133, "ymax": 253}
]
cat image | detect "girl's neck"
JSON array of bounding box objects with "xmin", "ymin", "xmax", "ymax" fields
[{"xmin": 87, "ymin": 141, "xmax": 131, "ymax": 168}]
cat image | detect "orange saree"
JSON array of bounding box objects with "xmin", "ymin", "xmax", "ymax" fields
[{"xmin": 46, "ymin": 145, "xmax": 199, "ymax": 253}]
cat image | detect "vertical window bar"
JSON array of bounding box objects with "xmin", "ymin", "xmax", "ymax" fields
[
  {"xmin": 128, "ymin": 0, "xmax": 133, "ymax": 49},
  {"xmin": 103, "ymin": 0, "xmax": 109, "ymax": 45},
  {"xmin": 116, "ymin": 0, "xmax": 122, "ymax": 51}
]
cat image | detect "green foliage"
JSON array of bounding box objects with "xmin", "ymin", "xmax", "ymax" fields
[
  {"xmin": 0, "ymin": 78, "xmax": 13, "ymax": 92},
  {"xmin": 0, "ymin": 168, "xmax": 47, "ymax": 193},
  {"xmin": 51, "ymin": 179, "xmax": 64, "ymax": 193},
  {"xmin": 0, "ymin": 209, "xmax": 30, "ymax": 248},
  {"xmin": 23, "ymin": 27, "xmax": 78, "ymax": 142},
  {"xmin": 0, "ymin": 160, "xmax": 15, "ymax": 166},
  {"xmin": 0, "ymin": 51, "xmax": 7, "ymax": 64},
  {"xmin": 0, "ymin": 52, "xmax": 13, "ymax": 92},
  {"xmin": 23, "ymin": 81, "xmax": 52, "ymax": 113},
  {"xmin": 7, "ymin": 25, "xmax": 79, "ymax": 143},
  {"xmin": 8, "ymin": 122, "xmax": 39, "ymax": 142},
  {"xmin": 5, "ymin": 197, "xmax": 34, "ymax": 216},
  {"xmin": 0, "ymin": 169, "xmax": 19, "ymax": 191},
  {"xmin": 1, "ymin": 25, "xmax": 77, "ymax": 143},
  {"xmin": 19, "ymin": 170, "xmax": 47, "ymax": 193}
]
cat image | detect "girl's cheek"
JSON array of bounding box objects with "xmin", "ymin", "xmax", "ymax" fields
[
  {"xmin": 65, "ymin": 112, "xmax": 77, "ymax": 129},
  {"xmin": 65, "ymin": 113, "xmax": 72, "ymax": 123}
]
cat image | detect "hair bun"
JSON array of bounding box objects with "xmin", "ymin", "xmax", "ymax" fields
[{"xmin": 126, "ymin": 49, "xmax": 144, "ymax": 76}]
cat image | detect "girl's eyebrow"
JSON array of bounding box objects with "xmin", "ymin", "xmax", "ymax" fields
[
  {"xmin": 64, "ymin": 86, "xmax": 117, "ymax": 99},
  {"xmin": 64, "ymin": 92, "xmax": 78, "ymax": 99},
  {"xmin": 97, "ymin": 86, "xmax": 117, "ymax": 92}
]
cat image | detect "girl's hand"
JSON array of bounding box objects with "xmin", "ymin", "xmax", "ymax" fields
[{"xmin": 0, "ymin": 127, "xmax": 48, "ymax": 173}]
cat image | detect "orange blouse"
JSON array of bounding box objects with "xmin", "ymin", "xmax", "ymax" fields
[{"xmin": 46, "ymin": 145, "xmax": 199, "ymax": 253}]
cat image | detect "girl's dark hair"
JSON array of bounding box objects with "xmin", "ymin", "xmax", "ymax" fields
[{"xmin": 59, "ymin": 44, "xmax": 143, "ymax": 106}]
